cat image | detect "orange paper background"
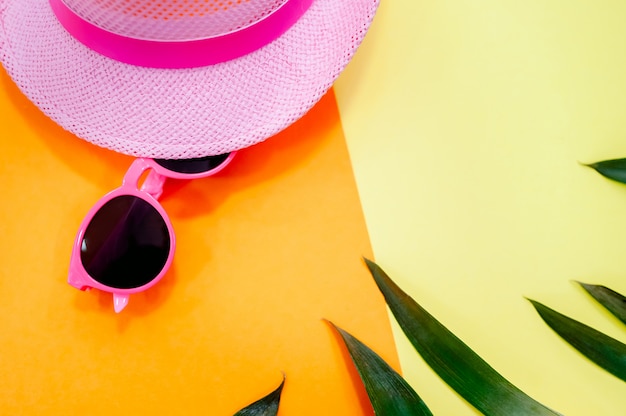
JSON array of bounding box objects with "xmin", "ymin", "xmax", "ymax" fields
[{"xmin": 0, "ymin": 68, "xmax": 399, "ymax": 415}]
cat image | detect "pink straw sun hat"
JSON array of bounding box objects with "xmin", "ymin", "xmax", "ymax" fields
[{"xmin": 0, "ymin": 0, "xmax": 379, "ymax": 158}]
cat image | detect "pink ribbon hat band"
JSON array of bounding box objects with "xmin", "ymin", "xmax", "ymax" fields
[
  {"xmin": 49, "ymin": 0, "xmax": 313, "ymax": 68},
  {"xmin": 0, "ymin": 0, "xmax": 380, "ymax": 158}
]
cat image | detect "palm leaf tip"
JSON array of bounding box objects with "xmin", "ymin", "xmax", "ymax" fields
[
  {"xmin": 328, "ymin": 320, "xmax": 433, "ymax": 416},
  {"xmin": 575, "ymin": 281, "xmax": 626, "ymax": 325},
  {"xmin": 364, "ymin": 258, "xmax": 561, "ymax": 415},
  {"xmin": 583, "ymin": 158, "xmax": 626, "ymax": 184},
  {"xmin": 233, "ymin": 376, "xmax": 285, "ymax": 416},
  {"xmin": 527, "ymin": 298, "xmax": 626, "ymax": 382}
]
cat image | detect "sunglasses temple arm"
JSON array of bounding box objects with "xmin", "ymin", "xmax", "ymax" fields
[{"xmin": 140, "ymin": 169, "xmax": 167, "ymax": 200}]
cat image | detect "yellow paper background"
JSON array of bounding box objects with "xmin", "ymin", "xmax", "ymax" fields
[{"xmin": 336, "ymin": 1, "xmax": 626, "ymax": 415}]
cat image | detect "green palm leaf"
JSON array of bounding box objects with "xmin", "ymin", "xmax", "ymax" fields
[
  {"xmin": 584, "ymin": 158, "xmax": 626, "ymax": 184},
  {"xmin": 233, "ymin": 376, "xmax": 285, "ymax": 416},
  {"xmin": 528, "ymin": 299, "xmax": 626, "ymax": 382},
  {"xmin": 364, "ymin": 258, "xmax": 561, "ymax": 416},
  {"xmin": 577, "ymin": 282, "xmax": 626, "ymax": 325},
  {"xmin": 329, "ymin": 321, "xmax": 433, "ymax": 416}
]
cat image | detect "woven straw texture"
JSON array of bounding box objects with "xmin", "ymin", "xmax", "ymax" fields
[{"xmin": 0, "ymin": 0, "xmax": 378, "ymax": 158}]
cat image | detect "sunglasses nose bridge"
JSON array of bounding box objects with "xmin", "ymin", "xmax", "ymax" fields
[
  {"xmin": 141, "ymin": 170, "xmax": 167, "ymax": 200},
  {"xmin": 123, "ymin": 158, "xmax": 166, "ymax": 200}
]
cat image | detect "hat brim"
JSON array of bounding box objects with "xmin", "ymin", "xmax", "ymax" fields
[{"xmin": 0, "ymin": 0, "xmax": 379, "ymax": 158}]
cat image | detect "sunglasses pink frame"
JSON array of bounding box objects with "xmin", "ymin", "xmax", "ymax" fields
[{"xmin": 68, "ymin": 153, "xmax": 236, "ymax": 313}]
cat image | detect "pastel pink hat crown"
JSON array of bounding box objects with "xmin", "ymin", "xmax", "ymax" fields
[{"xmin": 0, "ymin": 0, "xmax": 379, "ymax": 158}]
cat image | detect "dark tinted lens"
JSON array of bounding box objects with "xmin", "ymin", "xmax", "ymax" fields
[
  {"xmin": 154, "ymin": 153, "xmax": 231, "ymax": 174},
  {"xmin": 80, "ymin": 195, "xmax": 171, "ymax": 289}
]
